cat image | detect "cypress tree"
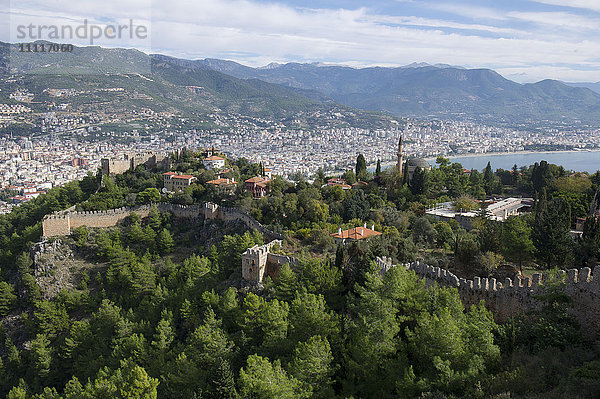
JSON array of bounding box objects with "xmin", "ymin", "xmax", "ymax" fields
[
  {"xmin": 483, "ymin": 161, "xmax": 494, "ymax": 193},
  {"xmin": 335, "ymin": 244, "xmax": 344, "ymax": 269},
  {"xmin": 355, "ymin": 154, "xmax": 367, "ymax": 182}
]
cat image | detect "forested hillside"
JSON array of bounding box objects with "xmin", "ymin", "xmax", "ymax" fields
[{"xmin": 0, "ymin": 151, "xmax": 599, "ymax": 398}]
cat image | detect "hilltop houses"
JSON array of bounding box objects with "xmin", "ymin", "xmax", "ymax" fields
[
  {"xmin": 331, "ymin": 224, "xmax": 382, "ymax": 244},
  {"xmin": 426, "ymin": 197, "xmax": 533, "ymax": 229},
  {"xmin": 245, "ymin": 176, "xmax": 270, "ymax": 198},
  {"xmin": 203, "ymin": 155, "xmax": 226, "ymax": 170},
  {"xmin": 206, "ymin": 177, "xmax": 237, "ymax": 193},
  {"xmin": 327, "ymin": 178, "xmax": 351, "ymax": 190},
  {"xmin": 163, "ymin": 172, "xmax": 196, "ymax": 192}
]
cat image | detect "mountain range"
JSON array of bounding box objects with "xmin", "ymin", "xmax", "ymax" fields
[
  {"xmin": 0, "ymin": 42, "xmax": 361, "ymax": 124},
  {"xmin": 564, "ymin": 81, "xmax": 600, "ymax": 94},
  {"xmin": 2, "ymin": 41, "xmax": 600, "ymax": 125},
  {"xmin": 176, "ymin": 56, "xmax": 600, "ymax": 124}
]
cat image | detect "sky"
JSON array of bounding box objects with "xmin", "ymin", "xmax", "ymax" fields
[{"xmin": 2, "ymin": 0, "xmax": 600, "ymax": 83}]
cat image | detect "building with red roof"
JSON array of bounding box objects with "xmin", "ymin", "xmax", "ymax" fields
[
  {"xmin": 207, "ymin": 177, "xmax": 237, "ymax": 193},
  {"xmin": 330, "ymin": 224, "xmax": 382, "ymax": 244},
  {"xmin": 163, "ymin": 172, "xmax": 197, "ymax": 192},
  {"xmin": 327, "ymin": 178, "xmax": 352, "ymax": 190},
  {"xmin": 245, "ymin": 176, "xmax": 270, "ymax": 198},
  {"xmin": 203, "ymin": 155, "xmax": 226, "ymax": 170}
]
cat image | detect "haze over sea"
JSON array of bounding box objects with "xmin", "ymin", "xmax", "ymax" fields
[{"xmin": 432, "ymin": 151, "xmax": 600, "ymax": 173}]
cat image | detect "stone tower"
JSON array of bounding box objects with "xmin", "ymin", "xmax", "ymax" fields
[{"xmin": 397, "ymin": 135, "xmax": 404, "ymax": 176}]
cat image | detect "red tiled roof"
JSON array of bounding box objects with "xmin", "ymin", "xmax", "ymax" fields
[
  {"xmin": 245, "ymin": 176, "xmax": 267, "ymax": 183},
  {"xmin": 205, "ymin": 155, "xmax": 225, "ymax": 161},
  {"xmin": 207, "ymin": 178, "xmax": 236, "ymax": 186},
  {"xmin": 163, "ymin": 172, "xmax": 177, "ymax": 176},
  {"xmin": 352, "ymin": 181, "xmax": 368, "ymax": 187},
  {"xmin": 328, "ymin": 182, "xmax": 351, "ymax": 189},
  {"xmin": 330, "ymin": 227, "xmax": 382, "ymax": 240},
  {"xmin": 173, "ymin": 174, "xmax": 194, "ymax": 180}
]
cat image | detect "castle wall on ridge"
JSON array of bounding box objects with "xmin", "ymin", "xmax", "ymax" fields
[
  {"xmin": 42, "ymin": 202, "xmax": 282, "ymax": 242},
  {"xmin": 376, "ymin": 256, "xmax": 600, "ymax": 337}
]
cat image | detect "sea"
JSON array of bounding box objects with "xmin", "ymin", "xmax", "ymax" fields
[
  {"xmin": 439, "ymin": 151, "xmax": 600, "ymax": 173},
  {"xmin": 372, "ymin": 151, "xmax": 600, "ymax": 173}
]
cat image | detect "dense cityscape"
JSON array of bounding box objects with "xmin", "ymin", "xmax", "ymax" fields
[{"xmin": 2, "ymin": 97, "xmax": 600, "ymax": 214}]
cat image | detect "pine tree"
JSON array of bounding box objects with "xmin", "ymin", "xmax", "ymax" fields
[
  {"xmin": 157, "ymin": 228, "xmax": 175, "ymax": 254},
  {"xmin": 375, "ymin": 160, "xmax": 381, "ymax": 176},
  {"xmin": 0, "ymin": 282, "xmax": 16, "ymax": 317},
  {"xmin": 212, "ymin": 358, "xmax": 238, "ymax": 399},
  {"xmin": 533, "ymin": 196, "xmax": 572, "ymax": 268},
  {"xmin": 148, "ymin": 205, "xmax": 161, "ymax": 230},
  {"xmin": 289, "ymin": 336, "xmax": 334, "ymax": 398}
]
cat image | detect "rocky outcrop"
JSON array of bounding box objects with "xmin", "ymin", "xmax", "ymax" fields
[{"xmin": 30, "ymin": 239, "xmax": 76, "ymax": 299}]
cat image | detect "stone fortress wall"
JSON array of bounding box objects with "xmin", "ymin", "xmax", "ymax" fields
[
  {"xmin": 377, "ymin": 256, "xmax": 600, "ymax": 337},
  {"xmin": 241, "ymin": 240, "xmax": 283, "ymax": 282},
  {"xmin": 101, "ymin": 152, "xmax": 171, "ymax": 176},
  {"xmin": 43, "ymin": 204, "xmax": 600, "ymax": 334},
  {"xmin": 202, "ymin": 203, "xmax": 284, "ymax": 241},
  {"xmin": 42, "ymin": 202, "xmax": 291, "ymax": 284},
  {"xmin": 42, "ymin": 202, "xmax": 282, "ymax": 241}
]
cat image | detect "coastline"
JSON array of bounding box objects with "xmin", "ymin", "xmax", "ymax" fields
[
  {"xmin": 426, "ymin": 149, "xmax": 600, "ymax": 162},
  {"xmin": 369, "ymin": 149, "xmax": 600, "ymax": 171}
]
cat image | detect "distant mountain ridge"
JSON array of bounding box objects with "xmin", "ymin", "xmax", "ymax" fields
[
  {"xmin": 170, "ymin": 56, "xmax": 600, "ymax": 124},
  {"xmin": 565, "ymin": 82, "xmax": 600, "ymax": 94},
  {"xmin": 0, "ymin": 42, "xmax": 326, "ymax": 119},
  {"xmin": 1, "ymin": 41, "xmax": 599, "ymax": 125}
]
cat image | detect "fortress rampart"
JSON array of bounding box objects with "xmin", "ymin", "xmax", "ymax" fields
[
  {"xmin": 202, "ymin": 203, "xmax": 284, "ymax": 241},
  {"xmin": 42, "ymin": 202, "xmax": 282, "ymax": 241},
  {"xmin": 376, "ymin": 256, "xmax": 600, "ymax": 337}
]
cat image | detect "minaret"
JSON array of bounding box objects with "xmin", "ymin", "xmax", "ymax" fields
[{"xmin": 397, "ymin": 135, "xmax": 404, "ymax": 176}]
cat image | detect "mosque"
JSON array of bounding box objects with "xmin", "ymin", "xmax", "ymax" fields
[{"xmin": 397, "ymin": 135, "xmax": 431, "ymax": 181}]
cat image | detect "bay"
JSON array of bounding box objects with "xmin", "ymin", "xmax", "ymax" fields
[{"xmin": 439, "ymin": 151, "xmax": 600, "ymax": 173}]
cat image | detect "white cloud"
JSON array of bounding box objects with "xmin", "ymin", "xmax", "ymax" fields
[
  {"xmin": 425, "ymin": 4, "xmax": 507, "ymax": 20},
  {"xmin": 530, "ymin": 0, "xmax": 600, "ymax": 13},
  {"xmin": 507, "ymin": 11, "xmax": 600, "ymax": 31},
  {"xmin": 2, "ymin": 0, "xmax": 600, "ymax": 82}
]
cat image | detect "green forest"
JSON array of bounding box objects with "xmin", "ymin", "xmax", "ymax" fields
[{"xmin": 0, "ymin": 149, "xmax": 598, "ymax": 398}]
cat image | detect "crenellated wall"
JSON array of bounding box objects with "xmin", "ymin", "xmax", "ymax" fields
[
  {"xmin": 241, "ymin": 240, "xmax": 283, "ymax": 282},
  {"xmin": 376, "ymin": 256, "xmax": 600, "ymax": 336},
  {"xmin": 43, "ymin": 206, "xmax": 153, "ymax": 236},
  {"xmin": 210, "ymin": 204, "xmax": 284, "ymax": 241},
  {"xmin": 42, "ymin": 202, "xmax": 282, "ymax": 242},
  {"xmin": 69, "ymin": 206, "xmax": 153, "ymax": 230}
]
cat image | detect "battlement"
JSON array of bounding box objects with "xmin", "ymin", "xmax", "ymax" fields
[
  {"xmin": 204, "ymin": 202, "xmax": 283, "ymax": 241},
  {"xmin": 377, "ymin": 256, "xmax": 600, "ymax": 336},
  {"xmin": 101, "ymin": 151, "xmax": 170, "ymax": 175},
  {"xmin": 241, "ymin": 240, "xmax": 284, "ymax": 283},
  {"xmin": 42, "ymin": 201, "xmax": 282, "ymax": 244}
]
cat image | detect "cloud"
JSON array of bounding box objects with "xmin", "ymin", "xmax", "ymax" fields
[
  {"xmin": 507, "ymin": 11, "xmax": 600, "ymax": 31},
  {"xmin": 2, "ymin": 0, "xmax": 600, "ymax": 82},
  {"xmin": 530, "ymin": 0, "xmax": 600, "ymax": 13},
  {"xmin": 425, "ymin": 3, "xmax": 507, "ymax": 20}
]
